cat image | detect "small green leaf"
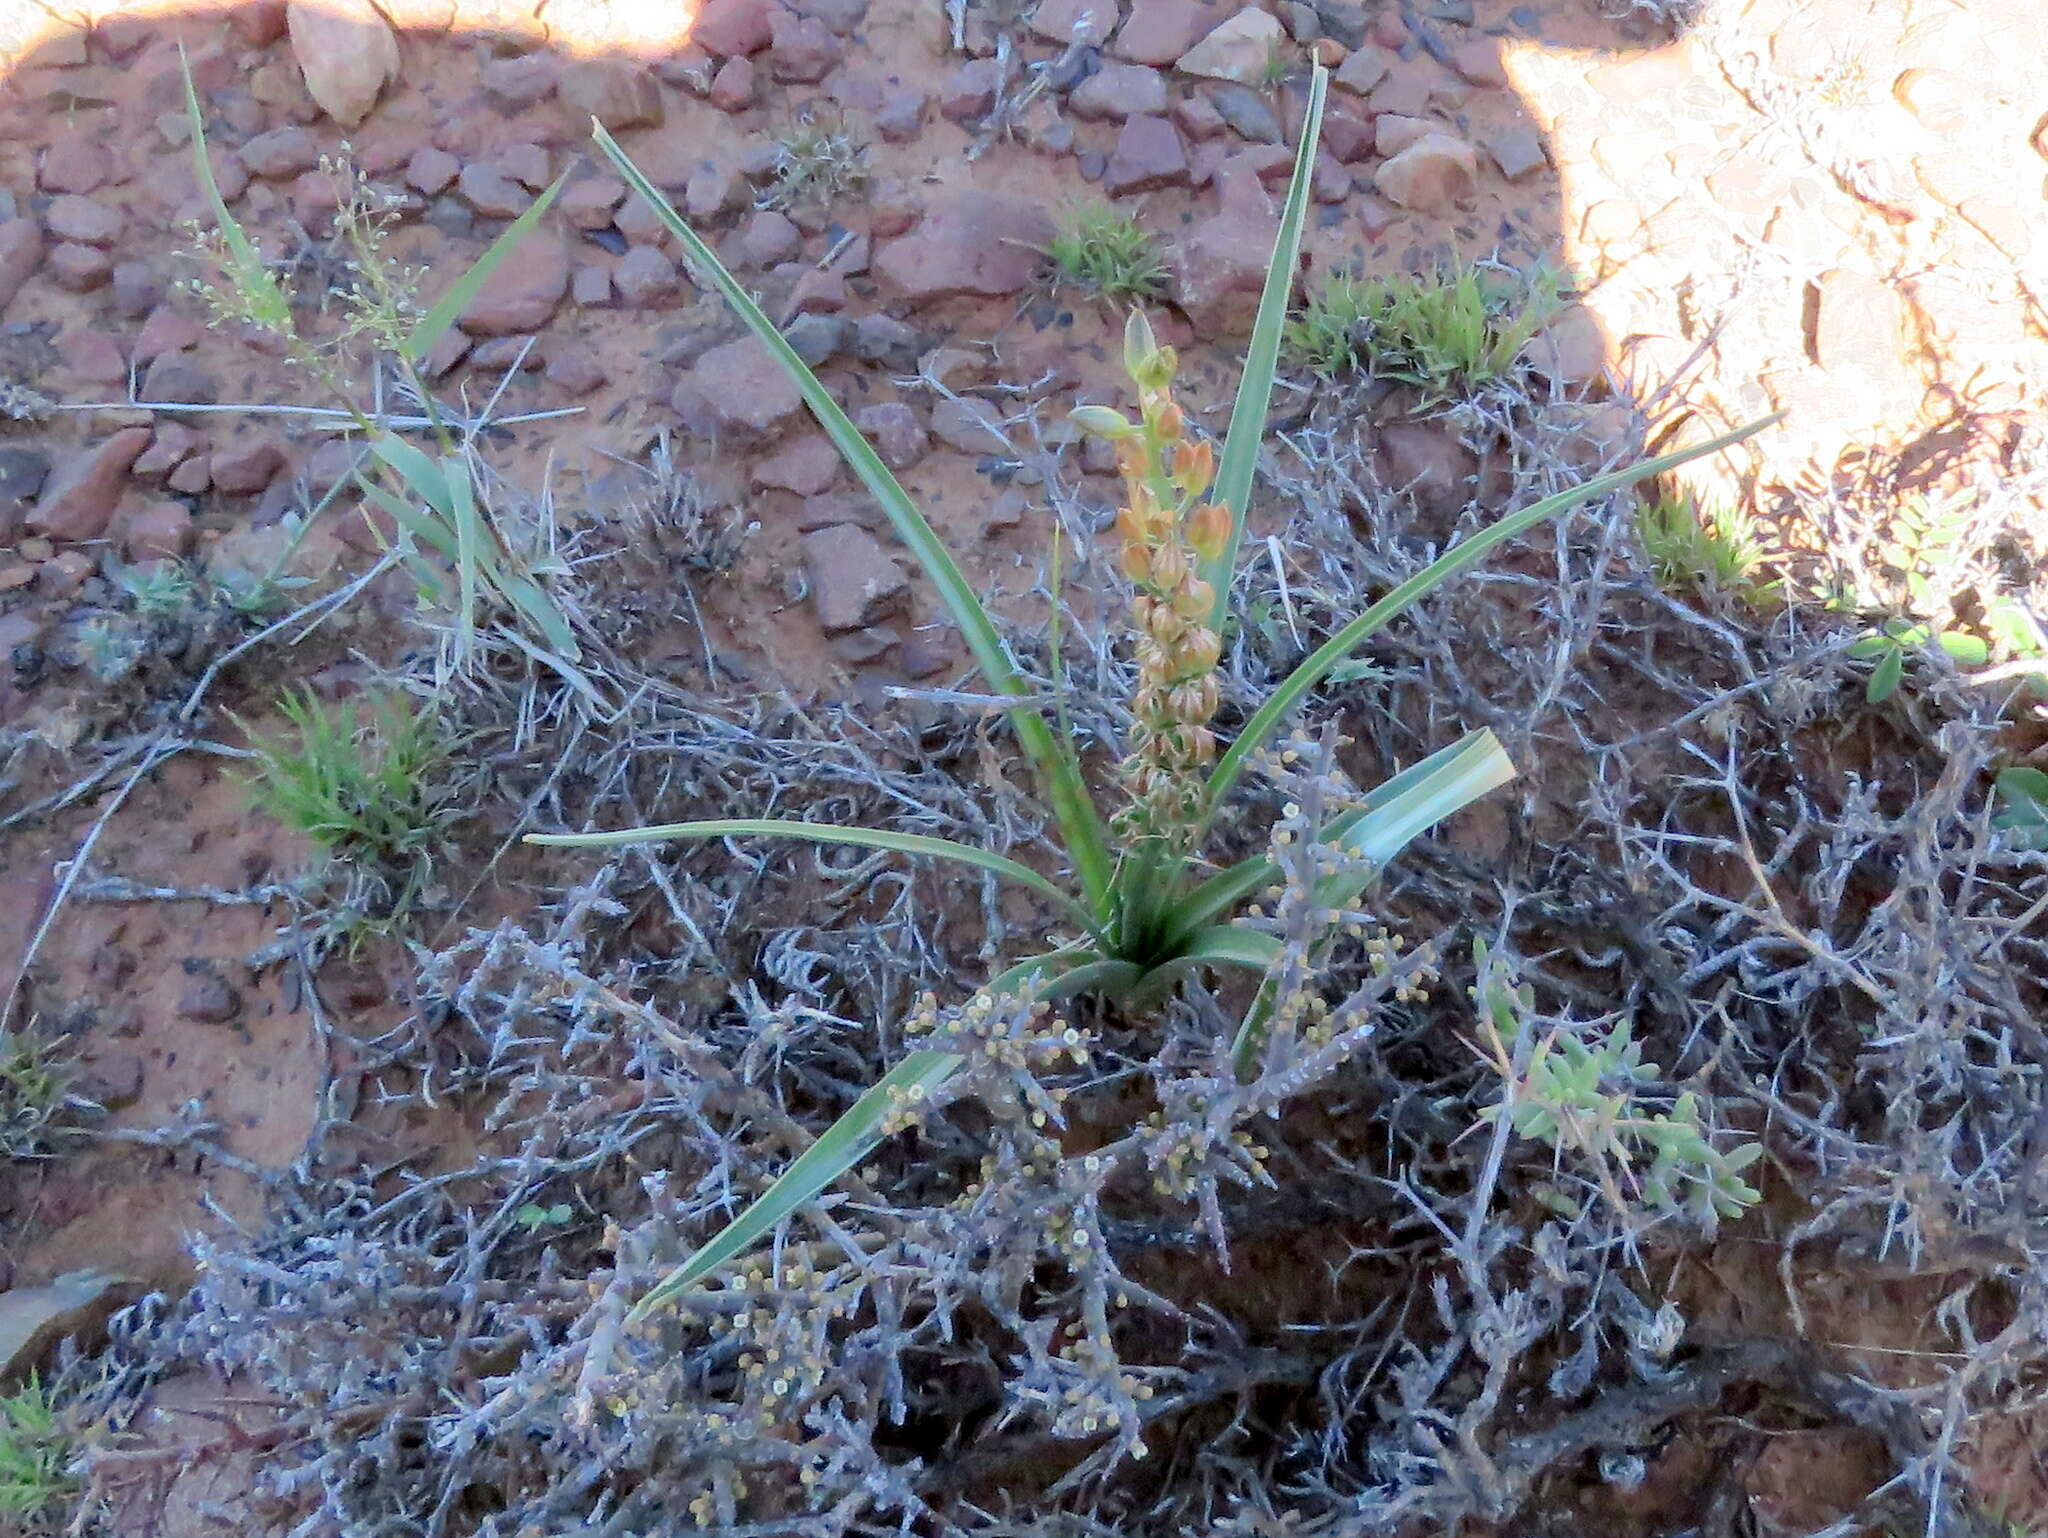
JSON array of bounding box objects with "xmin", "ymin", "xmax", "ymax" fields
[
  {"xmin": 1937, "ymin": 630, "xmax": 1989, "ymax": 666},
  {"xmin": 1994, "ymin": 767, "xmax": 2048, "ymax": 849},
  {"xmin": 1867, "ymin": 644, "xmax": 1905, "ymax": 703}
]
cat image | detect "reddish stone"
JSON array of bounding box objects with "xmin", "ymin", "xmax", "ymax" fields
[
  {"xmin": 1111, "ymin": 0, "xmax": 1229, "ymax": 64},
  {"xmin": 615, "ymin": 245, "xmax": 680, "ymax": 306},
  {"xmin": 873, "ymin": 191, "xmax": 1054, "ymax": 301},
  {"xmin": 1071, "ymin": 62, "xmax": 1169, "ymax": 120},
  {"xmin": 38, "ymin": 134, "xmax": 114, "ymax": 195},
  {"xmin": 167, "ymin": 455, "xmax": 212, "ymax": 495},
  {"xmin": 456, "ymin": 231, "xmax": 570, "ymax": 335},
  {"xmin": 559, "ymin": 174, "xmax": 626, "ymax": 229},
  {"xmin": 787, "ymin": 269, "xmax": 847, "ymax": 314},
  {"xmin": 1168, "ymin": 166, "xmax": 1277, "ymax": 332},
  {"xmin": 768, "ymin": 12, "xmax": 841, "ymax": 81},
  {"xmin": 680, "ymin": 336, "xmax": 804, "ymax": 441},
  {"xmin": 543, "ymin": 350, "xmax": 608, "ymax": 395},
  {"xmin": 122, "ymin": 499, "xmax": 195, "ymax": 561},
  {"xmin": 45, "ymin": 195, "xmax": 122, "ymax": 247},
  {"xmin": 1376, "ymin": 421, "xmax": 1474, "ymax": 514},
  {"xmin": 133, "ymin": 426, "xmax": 199, "ymax": 480},
  {"xmin": 229, "ymin": 0, "xmax": 290, "ymax": 45},
  {"xmin": 801, "ymin": 523, "xmax": 906, "ymax": 631},
  {"xmin": 57, "ymin": 327, "xmax": 126, "ymax": 385},
  {"xmin": 27, "ymin": 428, "xmax": 153, "ymax": 542},
  {"xmin": 855, "ymin": 402, "xmax": 926, "ymax": 470},
  {"xmin": 754, "ymin": 434, "xmax": 842, "ymax": 495},
  {"xmin": 457, "ymin": 163, "xmax": 531, "ymax": 219},
  {"xmin": 0, "ymin": 220, "xmax": 44, "ymax": 313},
  {"xmin": 694, "ymin": 0, "xmax": 777, "ymax": 56},
  {"xmin": 480, "ymin": 54, "xmax": 558, "ymax": 110},
  {"xmin": 1105, "ymin": 116, "xmax": 1189, "ymax": 195},
  {"xmin": 134, "ymin": 306, "xmax": 204, "ymax": 364},
  {"xmin": 737, "ymin": 209, "xmax": 802, "ymax": 266},
  {"xmin": 570, "ymin": 264, "xmax": 614, "ymax": 308},
  {"xmin": 240, "ymin": 126, "xmax": 320, "ymax": 179},
  {"xmin": 1373, "ymin": 132, "xmax": 1479, "ymax": 210},
  {"xmin": 1028, "ymin": 0, "xmax": 1115, "ymax": 45},
  {"xmin": 1449, "ymin": 38, "xmax": 1507, "ymax": 88},
  {"xmin": 709, "ymin": 57, "xmax": 757, "ymax": 111},
  {"xmin": 407, "ymin": 146, "xmax": 461, "ymax": 196},
  {"xmin": 210, "ymin": 438, "xmax": 287, "ymax": 495},
  {"xmin": 559, "ymin": 59, "xmax": 665, "ymax": 129},
  {"xmin": 47, "ymin": 244, "xmax": 112, "ymax": 292}
]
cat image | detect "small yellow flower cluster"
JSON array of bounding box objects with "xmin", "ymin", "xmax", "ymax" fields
[
  {"xmin": 1140, "ymin": 1105, "xmax": 1269, "ymax": 1200},
  {"xmin": 1072, "ymin": 314, "xmax": 1233, "ymax": 843}
]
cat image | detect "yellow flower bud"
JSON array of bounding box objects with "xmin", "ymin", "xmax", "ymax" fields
[
  {"xmin": 1148, "ymin": 603, "xmax": 1186, "ymax": 647},
  {"xmin": 1122, "ymin": 308, "xmax": 1160, "ymax": 383},
  {"xmin": 1069, "ymin": 404, "xmax": 1137, "ymax": 440},
  {"xmin": 1170, "ymin": 577, "xmax": 1214, "ymax": 620}
]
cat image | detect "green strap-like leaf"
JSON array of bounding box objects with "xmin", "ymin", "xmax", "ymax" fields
[
  {"xmin": 1165, "ymin": 729, "xmax": 1510, "ymax": 952},
  {"xmin": 1201, "ymin": 63, "xmax": 1329, "ymax": 632},
  {"xmin": 402, "ymin": 173, "xmax": 569, "ymax": 366},
  {"xmin": 588, "ymin": 123, "xmax": 1114, "ymax": 917},
  {"xmin": 526, "ymin": 817, "xmax": 1099, "ymax": 936},
  {"xmin": 1164, "ymin": 923, "xmax": 1282, "ymax": 974},
  {"xmin": 985, "ymin": 945, "xmax": 1103, "ymax": 999},
  {"xmin": 367, "ymin": 433, "xmax": 454, "ymax": 511},
  {"xmin": 1202, "ymin": 417, "xmax": 1780, "ymax": 821},
  {"xmin": 180, "ymin": 52, "xmax": 291, "ymax": 333},
  {"xmin": 1223, "ymin": 731, "xmax": 1519, "ymax": 1075},
  {"xmin": 626, "ymin": 1048, "xmax": 964, "ymax": 1321}
]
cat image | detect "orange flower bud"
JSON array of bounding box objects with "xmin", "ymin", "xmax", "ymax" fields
[
  {"xmin": 1172, "ymin": 439, "xmax": 1216, "ymax": 495},
  {"xmin": 1184, "ymin": 501, "xmax": 1231, "ymax": 562},
  {"xmin": 1183, "ymin": 627, "xmax": 1221, "ymax": 670},
  {"xmin": 1115, "ymin": 505, "xmax": 1148, "ymax": 548},
  {"xmin": 1148, "ymin": 603, "xmax": 1186, "ymax": 647},
  {"xmin": 1149, "ymin": 541, "xmax": 1190, "ymax": 590},
  {"xmin": 1170, "ymin": 577, "xmax": 1214, "ymax": 620},
  {"xmin": 1120, "ymin": 542, "xmax": 1152, "ymax": 583}
]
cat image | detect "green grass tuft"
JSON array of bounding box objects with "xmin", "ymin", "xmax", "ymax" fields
[
  {"xmin": 1047, "ymin": 203, "xmax": 1167, "ymax": 304},
  {"xmin": 240, "ymin": 688, "xmax": 463, "ymax": 877},
  {"xmin": 1635, "ymin": 489, "xmax": 1777, "ymax": 602},
  {"xmin": 0, "ymin": 1376, "xmax": 75, "ymax": 1532},
  {"xmin": 1284, "ymin": 264, "xmax": 1568, "ymax": 398},
  {"xmin": 768, "ymin": 116, "xmax": 868, "ymax": 211},
  {"xmin": 0, "ymin": 1031, "xmax": 75, "ymax": 1161}
]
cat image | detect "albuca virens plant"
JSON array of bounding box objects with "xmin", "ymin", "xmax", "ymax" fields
[{"xmin": 530, "ymin": 65, "xmax": 1771, "ymax": 1316}]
